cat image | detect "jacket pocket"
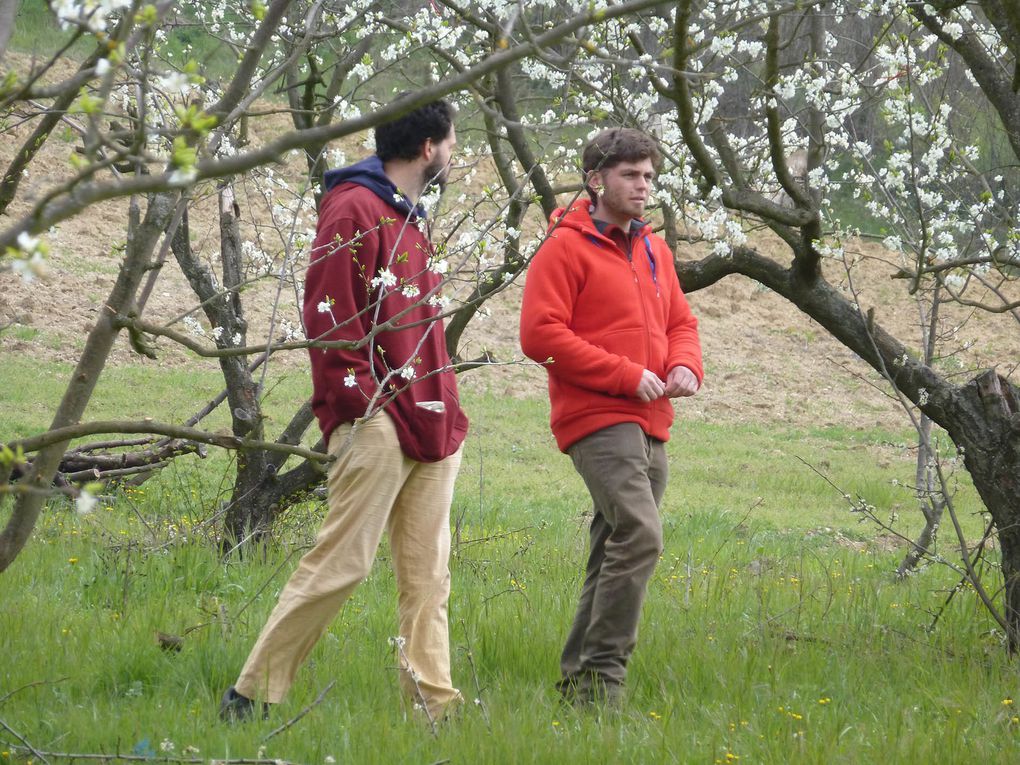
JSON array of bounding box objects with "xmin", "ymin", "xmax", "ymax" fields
[
  {"xmin": 595, "ymin": 327, "xmax": 649, "ymax": 368},
  {"xmin": 405, "ymin": 401, "xmax": 449, "ymax": 461}
]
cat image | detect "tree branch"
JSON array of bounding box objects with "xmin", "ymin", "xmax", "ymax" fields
[
  {"xmin": 0, "ymin": 0, "xmax": 673, "ymax": 250},
  {"xmin": 7, "ymin": 420, "xmax": 329, "ymax": 463}
]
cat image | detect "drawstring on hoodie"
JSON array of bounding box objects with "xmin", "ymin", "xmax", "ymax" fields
[{"xmin": 643, "ymin": 235, "xmax": 659, "ymax": 296}]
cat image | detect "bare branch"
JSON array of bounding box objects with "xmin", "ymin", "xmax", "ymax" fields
[{"xmin": 7, "ymin": 420, "xmax": 330, "ymax": 463}]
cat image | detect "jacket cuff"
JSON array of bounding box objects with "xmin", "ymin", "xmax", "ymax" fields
[
  {"xmin": 669, "ymin": 359, "xmax": 704, "ymax": 386},
  {"xmin": 616, "ymin": 363, "xmax": 645, "ymax": 397}
]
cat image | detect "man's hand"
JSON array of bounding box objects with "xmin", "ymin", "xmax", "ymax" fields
[
  {"xmin": 665, "ymin": 365, "xmax": 699, "ymax": 398},
  {"xmin": 635, "ymin": 369, "xmax": 666, "ymax": 401}
]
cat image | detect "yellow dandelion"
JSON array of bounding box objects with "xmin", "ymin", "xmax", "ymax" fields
[
  {"xmin": 818, "ymin": 697, "xmax": 832, "ymax": 705},
  {"xmin": 1003, "ymin": 698, "xmax": 1014, "ymax": 707},
  {"xmin": 68, "ymin": 557, "xmax": 78, "ymax": 565},
  {"xmin": 649, "ymin": 711, "xmax": 662, "ymax": 721}
]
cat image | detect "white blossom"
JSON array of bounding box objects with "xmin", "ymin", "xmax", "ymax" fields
[
  {"xmin": 428, "ymin": 294, "xmax": 451, "ymax": 311},
  {"xmin": 75, "ymin": 489, "xmax": 98, "ymax": 515},
  {"xmin": 371, "ymin": 268, "xmax": 398, "ymax": 289},
  {"xmin": 182, "ymin": 316, "xmax": 205, "ymax": 337},
  {"xmin": 16, "ymin": 231, "xmax": 39, "ymax": 252},
  {"xmin": 943, "ymin": 22, "xmax": 964, "ymax": 40},
  {"xmin": 156, "ymin": 71, "xmax": 192, "ymax": 94},
  {"xmin": 168, "ymin": 167, "xmax": 197, "ymax": 187}
]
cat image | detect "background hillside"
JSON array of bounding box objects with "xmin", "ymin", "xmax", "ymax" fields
[{"xmin": 2, "ymin": 66, "xmax": 1015, "ymax": 433}]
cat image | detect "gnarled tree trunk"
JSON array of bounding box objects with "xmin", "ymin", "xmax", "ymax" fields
[{"xmin": 170, "ymin": 188, "xmax": 324, "ymax": 547}]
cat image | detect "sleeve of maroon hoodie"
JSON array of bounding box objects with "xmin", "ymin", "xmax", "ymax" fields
[
  {"xmin": 520, "ymin": 236, "xmax": 645, "ymax": 397},
  {"xmin": 302, "ymin": 202, "xmax": 381, "ymax": 416},
  {"xmin": 659, "ymin": 242, "xmax": 704, "ymax": 384}
]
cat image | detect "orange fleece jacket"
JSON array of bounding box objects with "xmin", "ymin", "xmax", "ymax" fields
[{"xmin": 520, "ymin": 202, "xmax": 703, "ymax": 452}]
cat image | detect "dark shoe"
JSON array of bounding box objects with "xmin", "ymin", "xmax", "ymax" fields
[
  {"xmin": 558, "ymin": 672, "xmax": 625, "ymax": 710},
  {"xmin": 585, "ymin": 676, "xmax": 624, "ymax": 709},
  {"xmin": 219, "ymin": 686, "xmax": 269, "ymax": 722}
]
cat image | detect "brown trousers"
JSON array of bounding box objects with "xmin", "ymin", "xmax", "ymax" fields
[
  {"xmin": 234, "ymin": 413, "xmax": 463, "ymax": 719},
  {"xmin": 560, "ymin": 422, "xmax": 668, "ymax": 688}
]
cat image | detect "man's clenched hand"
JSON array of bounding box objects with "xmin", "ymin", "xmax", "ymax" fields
[
  {"xmin": 635, "ymin": 369, "xmax": 666, "ymax": 401},
  {"xmin": 665, "ymin": 365, "xmax": 699, "ymax": 398}
]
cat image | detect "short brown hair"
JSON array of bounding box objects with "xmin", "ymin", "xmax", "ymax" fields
[
  {"xmin": 583, "ymin": 130, "xmax": 660, "ymax": 204},
  {"xmin": 581, "ymin": 128, "xmax": 661, "ymax": 200}
]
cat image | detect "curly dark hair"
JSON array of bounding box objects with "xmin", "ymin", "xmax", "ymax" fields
[
  {"xmin": 375, "ymin": 98, "xmax": 455, "ymax": 162},
  {"xmin": 581, "ymin": 128, "xmax": 662, "ymax": 199}
]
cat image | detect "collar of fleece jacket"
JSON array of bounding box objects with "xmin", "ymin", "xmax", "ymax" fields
[{"xmin": 547, "ymin": 202, "xmax": 651, "ymax": 243}]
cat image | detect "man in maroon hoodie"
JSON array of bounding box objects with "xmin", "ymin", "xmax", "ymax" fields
[
  {"xmin": 221, "ymin": 98, "xmax": 468, "ymax": 723},
  {"xmin": 521, "ymin": 128, "xmax": 702, "ymax": 708}
]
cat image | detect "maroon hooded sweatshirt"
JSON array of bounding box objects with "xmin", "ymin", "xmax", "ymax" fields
[{"xmin": 302, "ymin": 156, "xmax": 468, "ymax": 462}]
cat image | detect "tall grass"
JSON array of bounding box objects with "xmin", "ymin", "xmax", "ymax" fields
[{"xmin": 0, "ymin": 357, "xmax": 1012, "ymax": 764}]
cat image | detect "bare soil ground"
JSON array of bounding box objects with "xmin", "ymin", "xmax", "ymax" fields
[{"xmin": 2, "ymin": 52, "xmax": 1017, "ymax": 430}]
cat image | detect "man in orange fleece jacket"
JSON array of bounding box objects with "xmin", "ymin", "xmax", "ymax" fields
[{"xmin": 520, "ymin": 128, "xmax": 703, "ymax": 707}]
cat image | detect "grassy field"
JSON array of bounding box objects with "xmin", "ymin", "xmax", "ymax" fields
[{"xmin": 1, "ymin": 356, "xmax": 1016, "ymax": 764}]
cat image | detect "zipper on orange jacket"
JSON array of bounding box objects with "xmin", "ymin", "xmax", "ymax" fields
[
  {"xmin": 625, "ymin": 239, "xmax": 653, "ymax": 390},
  {"xmin": 588, "ymin": 223, "xmax": 657, "ymax": 390}
]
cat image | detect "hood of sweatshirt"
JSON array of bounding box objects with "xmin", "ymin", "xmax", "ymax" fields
[
  {"xmin": 323, "ymin": 155, "xmax": 427, "ymax": 220},
  {"xmin": 547, "ymin": 201, "xmax": 649, "ymax": 241}
]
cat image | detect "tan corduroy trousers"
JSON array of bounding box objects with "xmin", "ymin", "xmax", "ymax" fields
[{"xmin": 234, "ymin": 413, "xmax": 463, "ymax": 719}]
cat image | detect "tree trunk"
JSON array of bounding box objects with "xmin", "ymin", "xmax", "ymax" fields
[
  {"xmin": 170, "ymin": 189, "xmax": 322, "ymax": 548},
  {"xmin": 943, "ymin": 372, "xmax": 1020, "ymax": 648},
  {"xmin": 221, "ymin": 401, "xmax": 324, "ymax": 548},
  {"xmin": 0, "ymin": 193, "xmax": 178, "ymax": 571}
]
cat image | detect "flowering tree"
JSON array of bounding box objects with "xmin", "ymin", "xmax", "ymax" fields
[
  {"xmin": 0, "ymin": 0, "xmax": 667, "ymax": 566},
  {"xmin": 3, "ymin": 0, "xmax": 1020, "ymax": 650}
]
